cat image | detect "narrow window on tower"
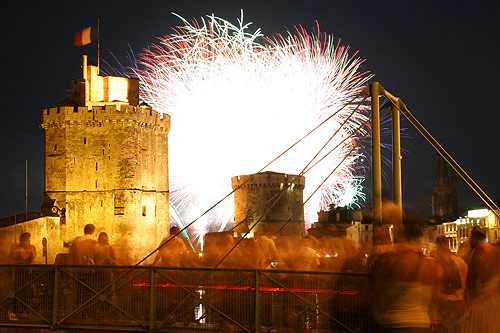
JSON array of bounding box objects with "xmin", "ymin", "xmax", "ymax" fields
[
  {"xmin": 84, "ymin": 137, "xmax": 87, "ymax": 144},
  {"xmin": 101, "ymin": 200, "xmax": 103, "ymax": 207},
  {"xmin": 102, "ymin": 149, "xmax": 105, "ymax": 155},
  {"xmin": 95, "ymin": 180, "xmax": 97, "ymax": 188},
  {"xmin": 142, "ymin": 206, "xmax": 147, "ymax": 216},
  {"xmin": 54, "ymin": 144, "xmax": 57, "ymax": 151},
  {"xmin": 96, "ymin": 162, "xmax": 98, "ymax": 171}
]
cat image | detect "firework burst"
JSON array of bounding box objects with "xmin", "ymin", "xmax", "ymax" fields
[{"xmin": 134, "ymin": 13, "xmax": 371, "ymax": 243}]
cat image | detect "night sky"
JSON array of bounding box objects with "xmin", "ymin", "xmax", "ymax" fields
[{"xmin": 1, "ymin": 0, "xmax": 499, "ymax": 219}]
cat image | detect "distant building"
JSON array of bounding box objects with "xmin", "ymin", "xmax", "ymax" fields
[
  {"xmin": 317, "ymin": 205, "xmax": 363, "ymax": 225},
  {"xmin": 431, "ymin": 155, "xmax": 457, "ymax": 222},
  {"xmin": 0, "ymin": 56, "xmax": 170, "ymax": 264},
  {"xmin": 346, "ymin": 221, "xmax": 373, "ymax": 249},
  {"xmin": 436, "ymin": 208, "xmax": 500, "ymax": 252},
  {"xmin": 309, "ymin": 205, "xmax": 373, "ymax": 248}
]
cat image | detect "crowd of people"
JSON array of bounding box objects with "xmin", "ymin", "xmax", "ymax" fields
[
  {"xmin": 5, "ymin": 224, "xmax": 119, "ymax": 266},
  {"xmin": 370, "ymin": 219, "xmax": 500, "ymax": 332},
  {"xmin": 4, "ymin": 220, "xmax": 500, "ymax": 331}
]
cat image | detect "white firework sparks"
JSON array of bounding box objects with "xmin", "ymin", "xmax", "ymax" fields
[{"xmin": 134, "ymin": 13, "xmax": 371, "ymax": 242}]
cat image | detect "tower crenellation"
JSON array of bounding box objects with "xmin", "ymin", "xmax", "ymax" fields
[{"xmin": 43, "ymin": 105, "xmax": 169, "ymax": 127}]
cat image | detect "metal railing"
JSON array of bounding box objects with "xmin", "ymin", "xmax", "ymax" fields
[{"xmin": 0, "ymin": 265, "xmax": 369, "ymax": 332}]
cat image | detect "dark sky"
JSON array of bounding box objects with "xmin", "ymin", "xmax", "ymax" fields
[{"xmin": 1, "ymin": 0, "xmax": 499, "ymax": 219}]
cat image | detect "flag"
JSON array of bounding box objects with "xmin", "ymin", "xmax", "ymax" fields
[{"xmin": 75, "ymin": 26, "xmax": 97, "ymax": 46}]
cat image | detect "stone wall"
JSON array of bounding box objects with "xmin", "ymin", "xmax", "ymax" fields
[{"xmin": 232, "ymin": 172, "xmax": 305, "ymax": 237}]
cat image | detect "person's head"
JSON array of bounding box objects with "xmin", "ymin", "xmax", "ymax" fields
[
  {"xmin": 435, "ymin": 235, "xmax": 449, "ymax": 250},
  {"xmin": 470, "ymin": 225, "xmax": 486, "ymax": 248},
  {"xmin": 83, "ymin": 224, "xmax": 95, "ymax": 235},
  {"xmin": 20, "ymin": 232, "xmax": 31, "ymax": 246},
  {"xmin": 401, "ymin": 216, "xmax": 424, "ymax": 242},
  {"xmin": 98, "ymin": 232, "xmax": 109, "ymax": 245}
]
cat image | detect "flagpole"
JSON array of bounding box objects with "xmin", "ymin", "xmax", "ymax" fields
[{"xmin": 97, "ymin": 18, "xmax": 100, "ymax": 74}]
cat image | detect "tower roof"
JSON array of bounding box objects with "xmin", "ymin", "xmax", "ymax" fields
[{"xmin": 434, "ymin": 155, "xmax": 450, "ymax": 187}]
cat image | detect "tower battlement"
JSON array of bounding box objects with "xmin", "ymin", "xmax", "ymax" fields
[
  {"xmin": 42, "ymin": 105, "xmax": 170, "ymax": 131},
  {"xmin": 231, "ymin": 172, "xmax": 305, "ymax": 190}
]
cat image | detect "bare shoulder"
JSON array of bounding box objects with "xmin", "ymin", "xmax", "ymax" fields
[{"xmin": 423, "ymin": 255, "xmax": 441, "ymax": 267}]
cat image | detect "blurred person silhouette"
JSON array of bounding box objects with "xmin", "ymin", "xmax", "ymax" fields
[
  {"xmin": 461, "ymin": 225, "xmax": 500, "ymax": 332},
  {"xmin": 7, "ymin": 232, "xmax": 37, "ymax": 320},
  {"xmin": 95, "ymin": 232, "xmax": 119, "ymax": 265},
  {"xmin": 457, "ymin": 238, "xmax": 473, "ymax": 265},
  {"xmin": 152, "ymin": 226, "xmax": 191, "ymax": 322},
  {"xmin": 8, "ymin": 232, "xmax": 36, "ymax": 264},
  {"xmin": 94, "ymin": 232, "xmax": 118, "ymax": 317},
  {"xmin": 237, "ymin": 238, "xmax": 265, "ymax": 269},
  {"xmin": 342, "ymin": 247, "xmax": 369, "ymax": 274},
  {"xmin": 293, "ymin": 237, "xmax": 320, "ymax": 271},
  {"xmin": 430, "ymin": 235, "xmax": 467, "ymax": 333},
  {"xmin": 69, "ymin": 223, "xmax": 98, "ymax": 265},
  {"xmin": 255, "ymin": 224, "xmax": 281, "ymax": 268},
  {"xmin": 153, "ymin": 226, "xmax": 188, "ymax": 267},
  {"xmin": 68, "ymin": 224, "xmax": 98, "ymax": 310},
  {"xmin": 274, "ymin": 236, "xmax": 295, "ymax": 270},
  {"xmin": 370, "ymin": 216, "xmax": 442, "ymax": 332}
]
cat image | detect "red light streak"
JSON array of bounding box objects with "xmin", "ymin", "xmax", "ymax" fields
[{"xmin": 132, "ymin": 282, "xmax": 358, "ymax": 295}]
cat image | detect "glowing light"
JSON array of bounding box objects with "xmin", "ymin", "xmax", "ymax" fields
[
  {"xmin": 468, "ymin": 209, "xmax": 489, "ymax": 218},
  {"xmin": 135, "ymin": 13, "xmax": 370, "ymax": 240}
]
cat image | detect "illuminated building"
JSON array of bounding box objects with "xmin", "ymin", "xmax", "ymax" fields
[
  {"xmin": 0, "ymin": 56, "xmax": 170, "ymax": 263},
  {"xmin": 231, "ymin": 172, "xmax": 305, "ymax": 237},
  {"xmin": 436, "ymin": 208, "xmax": 500, "ymax": 252},
  {"xmin": 309, "ymin": 205, "xmax": 372, "ymax": 248},
  {"xmin": 346, "ymin": 221, "xmax": 373, "ymax": 249}
]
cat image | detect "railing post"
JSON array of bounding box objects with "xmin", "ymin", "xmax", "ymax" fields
[
  {"xmin": 52, "ymin": 266, "xmax": 60, "ymax": 329},
  {"xmin": 255, "ymin": 270, "xmax": 261, "ymax": 333},
  {"xmin": 149, "ymin": 267, "xmax": 156, "ymax": 332}
]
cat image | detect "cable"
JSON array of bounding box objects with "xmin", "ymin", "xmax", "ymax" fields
[
  {"xmin": 303, "ymin": 115, "xmax": 370, "ymax": 175},
  {"xmin": 278, "ymin": 123, "xmax": 371, "ymax": 234},
  {"xmin": 392, "ymin": 102, "xmax": 500, "ymax": 220},
  {"xmin": 299, "ymin": 94, "xmax": 368, "ymax": 176},
  {"xmin": 401, "ymin": 104, "xmax": 500, "ymax": 213}
]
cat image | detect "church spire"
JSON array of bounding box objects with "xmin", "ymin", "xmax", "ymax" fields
[
  {"xmin": 434, "ymin": 155, "xmax": 450, "ymax": 187},
  {"xmin": 431, "ymin": 154, "xmax": 458, "ymax": 222}
]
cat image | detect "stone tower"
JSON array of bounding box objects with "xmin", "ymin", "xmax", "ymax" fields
[
  {"xmin": 41, "ymin": 56, "xmax": 170, "ymax": 263},
  {"xmin": 431, "ymin": 155, "xmax": 457, "ymax": 222},
  {"xmin": 231, "ymin": 171, "xmax": 305, "ymax": 236}
]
